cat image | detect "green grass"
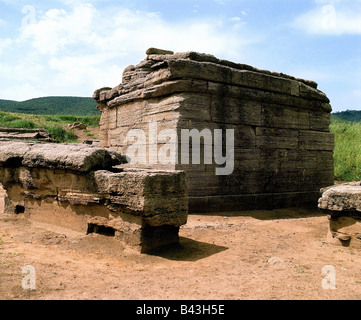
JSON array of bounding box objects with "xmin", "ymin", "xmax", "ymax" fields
[
  {"xmin": 46, "ymin": 126, "xmax": 79, "ymax": 143},
  {"xmin": 7, "ymin": 120, "xmax": 37, "ymax": 129},
  {"xmin": 0, "ymin": 111, "xmax": 100, "ymax": 143},
  {"xmin": 330, "ymin": 116, "xmax": 361, "ymax": 181}
]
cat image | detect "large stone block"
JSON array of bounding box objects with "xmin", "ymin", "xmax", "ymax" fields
[
  {"xmin": 319, "ymin": 182, "xmax": 361, "ymax": 248},
  {"xmin": 0, "ymin": 141, "xmax": 188, "ymax": 253},
  {"xmin": 94, "ymin": 48, "xmax": 334, "ymax": 212}
]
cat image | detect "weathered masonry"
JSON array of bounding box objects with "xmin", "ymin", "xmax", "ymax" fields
[
  {"xmin": 0, "ymin": 141, "xmax": 188, "ymax": 252},
  {"xmin": 94, "ymin": 48, "xmax": 334, "ymax": 213},
  {"xmin": 318, "ymin": 182, "xmax": 361, "ymax": 249}
]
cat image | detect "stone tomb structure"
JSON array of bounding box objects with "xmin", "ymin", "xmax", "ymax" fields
[
  {"xmin": 94, "ymin": 49, "xmax": 334, "ymax": 212},
  {"xmin": 0, "ymin": 141, "xmax": 188, "ymax": 252},
  {"xmin": 0, "ymin": 49, "xmax": 335, "ymax": 253}
]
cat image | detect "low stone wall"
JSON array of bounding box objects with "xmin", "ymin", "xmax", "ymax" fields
[
  {"xmin": 0, "ymin": 141, "xmax": 188, "ymax": 252},
  {"xmin": 0, "ymin": 127, "xmax": 53, "ymax": 142},
  {"xmin": 318, "ymin": 182, "xmax": 361, "ymax": 248}
]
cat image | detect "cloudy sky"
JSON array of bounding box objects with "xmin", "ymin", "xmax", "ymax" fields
[{"xmin": 0, "ymin": 0, "xmax": 360, "ymax": 112}]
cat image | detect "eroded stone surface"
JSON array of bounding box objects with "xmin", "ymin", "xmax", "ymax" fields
[
  {"xmin": 0, "ymin": 141, "xmax": 188, "ymax": 252},
  {"xmin": 318, "ymin": 182, "xmax": 361, "ymax": 213},
  {"xmin": 319, "ymin": 182, "xmax": 361, "ymax": 248},
  {"xmin": 94, "ymin": 48, "xmax": 334, "ymax": 212},
  {"xmin": 0, "ymin": 141, "xmax": 127, "ymax": 172}
]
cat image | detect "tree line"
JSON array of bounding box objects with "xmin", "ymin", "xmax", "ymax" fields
[{"xmin": 0, "ymin": 96, "xmax": 99, "ymax": 116}]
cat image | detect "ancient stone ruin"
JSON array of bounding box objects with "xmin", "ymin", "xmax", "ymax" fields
[
  {"xmin": 0, "ymin": 48, "xmax": 336, "ymax": 253},
  {"xmin": 94, "ymin": 48, "xmax": 334, "ymax": 213},
  {"xmin": 0, "ymin": 127, "xmax": 54, "ymax": 142},
  {"xmin": 0, "ymin": 141, "xmax": 188, "ymax": 252},
  {"xmin": 319, "ymin": 182, "xmax": 361, "ymax": 248}
]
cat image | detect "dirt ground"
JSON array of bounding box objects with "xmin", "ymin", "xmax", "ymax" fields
[
  {"xmin": 68, "ymin": 126, "xmax": 100, "ymax": 144},
  {"xmin": 1, "ymin": 186, "xmax": 361, "ymax": 301}
]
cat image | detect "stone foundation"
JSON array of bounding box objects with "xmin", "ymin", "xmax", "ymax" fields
[
  {"xmin": 0, "ymin": 141, "xmax": 188, "ymax": 253},
  {"xmin": 319, "ymin": 182, "xmax": 361, "ymax": 248}
]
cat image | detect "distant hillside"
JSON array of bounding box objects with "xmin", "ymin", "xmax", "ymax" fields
[
  {"xmin": 332, "ymin": 110, "xmax": 361, "ymax": 122},
  {"xmin": 0, "ymin": 96, "xmax": 99, "ymax": 116}
]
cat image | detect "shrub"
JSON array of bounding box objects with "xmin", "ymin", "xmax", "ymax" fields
[
  {"xmin": 46, "ymin": 126, "xmax": 79, "ymax": 143},
  {"xmin": 8, "ymin": 120, "xmax": 37, "ymax": 129}
]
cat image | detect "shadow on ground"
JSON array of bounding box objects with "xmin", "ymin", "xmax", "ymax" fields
[
  {"xmin": 147, "ymin": 237, "xmax": 228, "ymax": 262},
  {"xmin": 192, "ymin": 206, "xmax": 325, "ymax": 221}
]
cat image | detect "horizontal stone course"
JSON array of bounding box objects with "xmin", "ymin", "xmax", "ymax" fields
[{"xmin": 0, "ymin": 141, "xmax": 188, "ymax": 252}]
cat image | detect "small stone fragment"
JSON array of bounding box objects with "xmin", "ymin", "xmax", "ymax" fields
[
  {"xmin": 332, "ymin": 231, "xmax": 351, "ymax": 242},
  {"xmin": 267, "ymin": 257, "xmax": 285, "ymax": 265},
  {"xmin": 146, "ymin": 48, "xmax": 174, "ymax": 55}
]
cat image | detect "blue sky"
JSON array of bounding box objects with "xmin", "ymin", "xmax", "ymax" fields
[{"xmin": 0, "ymin": 0, "xmax": 360, "ymax": 112}]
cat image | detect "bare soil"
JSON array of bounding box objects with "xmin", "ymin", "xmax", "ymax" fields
[
  {"xmin": 1, "ymin": 187, "xmax": 361, "ymax": 300},
  {"xmin": 67, "ymin": 126, "xmax": 100, "ymax": 144}
]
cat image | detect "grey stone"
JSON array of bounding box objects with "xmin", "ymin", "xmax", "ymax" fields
[
  {"xmin": 318, "ymin": 182, "xmax": 361, "ymax": 214},
  {"xmin": 267, "ymin": 257, "xmax": 286, "ymax": 265},
  {"xmin": 319, "ymin": 182, "xmax": 361, "ymax": 248},
  {"xmin": 0, "ymin": 141, "xmax": 188, "ymax": 253},
  {"xmin": 146, "ymin": 48, "xmax": 174, "ymax": 55},
  {"xmin": 0, "ymin": 141, "xmax": 127, "ymax": 172},
  {"xmin": 68, "ymin": 122, "xmax": 87, "ymax": 130}
]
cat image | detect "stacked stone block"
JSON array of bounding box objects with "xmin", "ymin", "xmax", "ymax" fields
[{"xmin": 94, "ymin": 49, "xmax": 334, "ymax": 212}]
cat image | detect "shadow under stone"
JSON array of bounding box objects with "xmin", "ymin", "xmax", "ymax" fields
[{"xmin": 147, "ymin": 236, "xmax": 228, "ymax": 261}]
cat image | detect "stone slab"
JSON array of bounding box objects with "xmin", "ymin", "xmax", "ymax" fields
[{"xmin": 0, "ymin": 141, "xmax": 188, "ymax": 252}]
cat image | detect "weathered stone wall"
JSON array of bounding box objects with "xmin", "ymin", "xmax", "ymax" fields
[
  {"xmin": 94, "ymin": 49, "xmax": 334, "ymax": 212},
  {"xmin": 0, "ymin": 141, "xmax": 188, "ymax": 252}
]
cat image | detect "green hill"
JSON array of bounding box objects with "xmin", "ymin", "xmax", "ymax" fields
[
  {"xmin": 0, "ymin": 96, "xmax": 99, "ymax": 116},
  {"xmin": 332, "ymin": 110, "xmax": 361, "ymax": 122}
]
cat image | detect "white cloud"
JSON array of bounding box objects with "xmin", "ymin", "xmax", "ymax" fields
[
  {"xmin": 0, "ymin": 1, "xmax": 257, "ymax": 100},
  {"xmin": 19, "ymin": 3, "xmax": 96, "ymax": 55},
  {"xmin": 0, "ymin": 38, "xmax": 12, "ymax": 54},
  {"xmin": 294, "ymin": 2, "xmax": 361, "ymax": 35},
  {"xmin": 48, "ymin": 54, "xmax": 124, "ymax": 95},
  {"xmin": 18, "ymin": 2, "xmax": 251, "ymax": 58}
]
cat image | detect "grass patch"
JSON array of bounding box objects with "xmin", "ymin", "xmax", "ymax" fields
[
  {"xmin": 330, "ymin": 116, "xmax": 361, "ymax": 181},
  {"xmin": 0, "ymin": 111, "xmax": 100, "ymax": 143},
  {"xmin": 294, "ymin": 265, "xmax": 305, "ymax": 274},
  {"xmin": 55, "ymin": 115, "xmax": 101, "ymax": 127},
  {"xmin": 7, "ymin": 120, "xmax": 37, "ymax": 129},
  {"xmin": 45, "ymin": 126, "xmax": 79, "ymax": 143}
]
